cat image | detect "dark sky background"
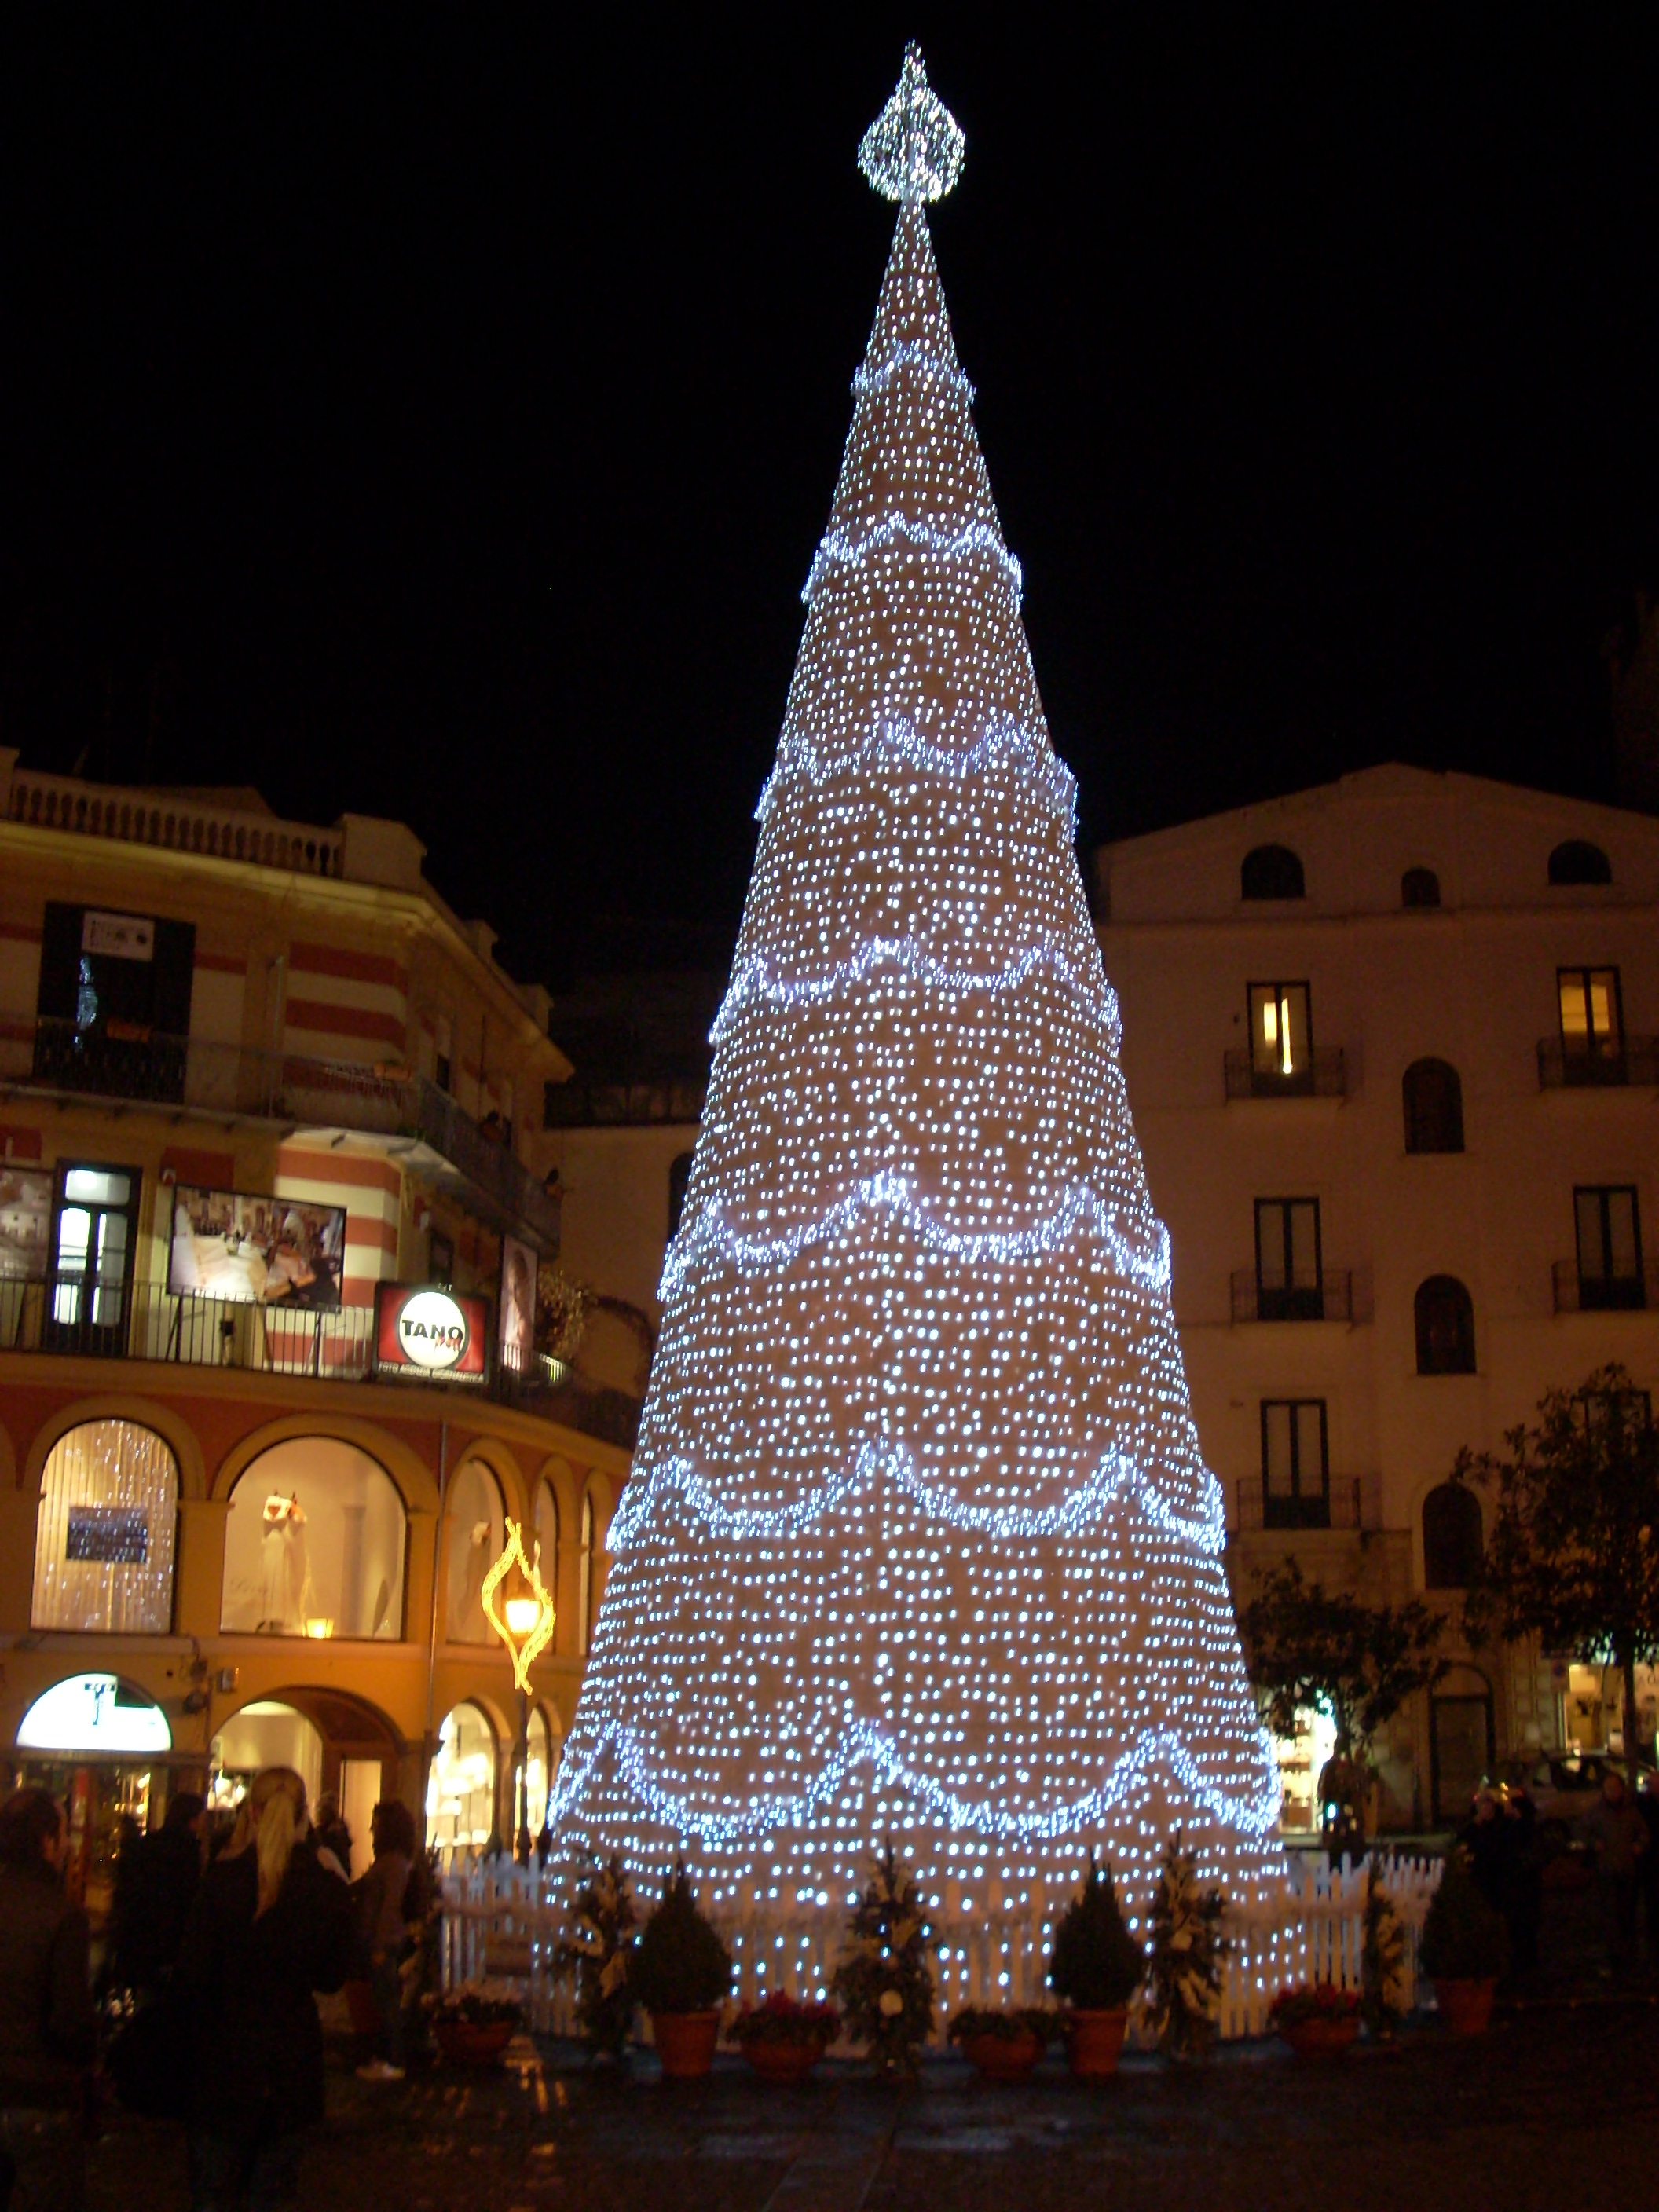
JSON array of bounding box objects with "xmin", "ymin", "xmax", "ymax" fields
[{"xmin": 5, "ymin": 14, "xmax": 1659, "ymax": 991}]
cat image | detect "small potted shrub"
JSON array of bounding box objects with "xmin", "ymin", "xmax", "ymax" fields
[
  {"xmin": 628, "ymin": 1863, "xmax": 733, "ymax": 2078},
  {"xmin": 1267, "ymin": 1982, "xmax": 1361, "ymax": 2059},
  {"xmin": 1419, "ymin": 1850, "xmax": 1508, "ymax": 2035},
  {"xmin": 1139, "ymin": 1833, "xmax": 1228, "ymax": 2063},
  {"xmin": 729, "ymin": 1991, "xmax": 840, "ymax": 2084},
  {"xmin": 1047, "ymin": 1858, "xmax": 1145, "ymax": 2078},
  {"xmin": 427, "ymin": 1985, "xmax": 522, "ymax": 2064},
  {"xmin": 555, "ymin": 1852, "xmax": 639, "ymax": 2060},
  {"xmin": 946, "ymin": 2006, "xmax": 1060, "ymax": 2083},
  {"xmin": 830, "ymin": 1841, "xmax": 935, "ymax": 2076}
]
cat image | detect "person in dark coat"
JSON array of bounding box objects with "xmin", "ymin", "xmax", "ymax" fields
[
  {"xmin": 350, "ymin": 1803, "xmax": 416, "ymax": 2082},
  {"xmin": 112, "ymin": 1793, "xmax": 206, "ymax": 1997},
  {"xmin": 174, "ymin": 1766, "xmax": 353, "ymax": 2211},
  {"xmin": 0, "ymin": 1784, "xmax": 97, "ymax": 2211}
]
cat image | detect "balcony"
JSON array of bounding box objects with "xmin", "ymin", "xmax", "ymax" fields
[
  {"xmin": 544, "ymin": 1076, "xmax": 707, "ymax": 1129},
  {"xmin": 1223, "ymin": 1048, "xmax": 1346, "ymax": 1101},
  {"xmin": 1537, "ymin": 1037, "xmax": 1659, "ymax": 1090},
  {"xmin": 2, "ymin": 1014, "xmax": 559, "ymax": 1251},
  {"xmin": 1551, "ymin": 1261, "xmax": 1656, "ymax": 1314},
  {"xmin": 0, "ymin": 1273, "xmax": 637, "ymax": 1445},
  {"xmin": 1230, "ymin": 1270, "xmax": 1368, "ymax": 1324},
  {"xmin": 1234, "ymin": 1474, "xmax": 1373, "ymax": 1535}
]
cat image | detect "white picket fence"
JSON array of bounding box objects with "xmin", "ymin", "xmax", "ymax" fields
[{"xmin": 438, "ymin": 1850, "xmax": 1442, "ymax": 2047}]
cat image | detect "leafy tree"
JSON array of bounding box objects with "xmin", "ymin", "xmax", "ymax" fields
[
  {"xmin": 1240, "ymin": 1558, "xmax": 1448, "ymax": 1763},
  {"xmin": 1455, "ymin": 1364, "xmax": 1659, "ymax": 1793}
]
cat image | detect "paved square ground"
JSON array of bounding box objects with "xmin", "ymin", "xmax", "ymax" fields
[{"xmin": 91, "ymin": 1995, "xmax": 1659, "ymax": 2212}]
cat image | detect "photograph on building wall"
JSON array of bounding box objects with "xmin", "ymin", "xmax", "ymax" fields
[
  {"xmin": 168, "ymin": 1184, "xmax": 346, "ymax": 1308},
  {"xmin": 0, "ymin": 1166, "xmax": 53, "ymax": 1280},
  {"xmin": 499, "ymin": 1232, "xmax": 537, "ymax": 1375}
]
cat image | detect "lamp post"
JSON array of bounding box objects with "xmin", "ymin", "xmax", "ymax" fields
[{"xmin": 481, "ymin": 1519, "xmax": 556, "ymax": 1866}]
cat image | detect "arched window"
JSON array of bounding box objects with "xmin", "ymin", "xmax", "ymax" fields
[
  {"xmin": 525, "ymin": 1706, "xmax": 561, "ymax": 1837},
  {"xmin": 32, "ymin": 1420, "xmax": 178, "ymax": 1634},
  {"xmin": 1549, "ymin": 839, "xmax": 1612, "ymax": 886},
  {"xmin": 18, "ymin": 1673, "xmax": 170, "ymax": 1756},
  {"xmin": 425, "ymin": 1701, "xmax": 496, "ymax": 1859},
  {"xmin": 213, "ymin": 1699, "xmax": 324, "ymax": 1811},
  {"xmin": 1401, "ymin": 867, "xmax": 1441, "ymax": 909},
  {"xmin": 668, "ymin": 1150, "xmax": 694, "ymax": 1240},
  {"xmin": 579, "ymin": 1487, "xmax": 597, "ymax": 1657},
  {"xmin": 533, "ymin": 1479, "xmax": 560, "ymax": 1609},
  {"xmin": 1402, "ymin": 1058, "xmax": 1464, "ymax": 1154},
  {"xmin": 1423, "ymin": 1483, "xmax": 1483, "ymax": 1588},
  {"xmin": 1241, "ymin": 844, "xmax": 1306, "ymax": 901},
  {"xmin": 1415, "ymin": 1275, "xmax": 1476, "ymax": 1375},
  {"xmin": 446, "ymin": 1460, "xmax": 505, "ymax": 1644},
  {"xmin": 219, "ymin": 1437, "xmax": 406, "ymax": 1639}
]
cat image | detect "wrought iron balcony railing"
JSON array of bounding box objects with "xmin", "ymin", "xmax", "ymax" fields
[
  {"xmin": 1537, "ymin": 1037, "xmax": 1659, "ymax": 1090},
  {"xmin": 1551, "ymin": 1260, "xmax": 1655, "ymax": 1314},
  {"xmin": 1223, "ymin": 1048, "xmax": 1346, "ymax": 1101},
  {"xmin": 2, "ymin": 1014, "xmax": 558, "ymax": 1251},
  {"xmin": 1229, "ymin": 1269, "xmax": 1368, "ymax": 1324},
  {"xmin": 1234, "ymin": 1474, "xmax": 1372, "ymax": 1535}
]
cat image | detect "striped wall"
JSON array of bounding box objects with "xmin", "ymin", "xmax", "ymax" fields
[
  {"xmin": 283, "ymin": 941, "xmax": 409, "ymax": 1068},
  {"xmin": 276, "ymin": 1144, "xmax": 402, "ymax": 1306}
]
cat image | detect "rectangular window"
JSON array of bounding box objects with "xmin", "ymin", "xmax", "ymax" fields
[
  {"xmin": 1261, "ymin": 1399, "xmax": 1330, "ymax": 1529},
  {"xmin": 1254, "ymin": 1199, "xmax": 1323, "ymax": 1320},
  {"xmin": 33, "ymin": 903, "xmax": 195, "ymax": 1103},
  {"xmin": 1558, "ymin": 967, "xmax": 1623, "ymax": 1064},
  {"xmin": 1574, "ymin": 1185, "xmax": 1644, "ymax": 1309},
  {"xmin": 434, "ymin": 1016, "xmax": 452, "ymax": 1094},
  {"xmin": 1247, "ymin": 983, "xmax": 1313, "ymax": 1092},
  {"xmin": 46, "ymin": 1163, "xmax": 138, "ymax": 1351}
]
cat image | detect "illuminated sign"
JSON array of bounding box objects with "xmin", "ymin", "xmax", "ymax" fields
[
  {"xmin": 374, "ymin": 1284, "xmax": 488, "ymax": 1384},
  {"xmin": 16, "ymin": 1673, "xmax": 171, "ymax": 1755}
]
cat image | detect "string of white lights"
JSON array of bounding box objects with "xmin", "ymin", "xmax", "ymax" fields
[
  {"xmin": 710, "ymin": 934, "xmax": 1119, "ymax": 1046},
  {"xmin": 756, "ymin": 710, "xmax": 1077, "ymax": 833},
  {"xmin": 852, "ymin": 339, "xmax": 974, "ymax": 403},
  {"xmin": 802, "ymin": 513, "xmax": 1024, "ymax": 610},
  {"xmin": 552, "ymin": 1716, "xmax": 1282, "ymax": 1848},
  {"xmin": 607, "ymin": 1437, "xmax": 1225, "ymax": 1555},
  {"xmin": 659, "ymin": 1170, "xmax": 1170, "ymax": 1304}
]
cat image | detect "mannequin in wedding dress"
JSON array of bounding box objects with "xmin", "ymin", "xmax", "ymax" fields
[{"xmin": 259, "ymin": 1493, "xmax": 312, "ymax": 1632}]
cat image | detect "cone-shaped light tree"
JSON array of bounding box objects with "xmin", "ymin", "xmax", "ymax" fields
[{"xmin": 552, "ymin": 48, "xmax": 1284, "ymax": 1906}]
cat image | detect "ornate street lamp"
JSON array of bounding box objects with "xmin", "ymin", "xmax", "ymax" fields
[{"xmin": 481, "ymin": 1518, "xmax": 556, "ymax": 1864}]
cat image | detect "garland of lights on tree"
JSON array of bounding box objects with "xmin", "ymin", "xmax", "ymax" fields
[{"xmin": 551, "ymin": 46, "xmax": 1284, "ymax": 1913}]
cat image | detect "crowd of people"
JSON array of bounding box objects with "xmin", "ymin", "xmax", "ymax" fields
[
  {"xmin": 1458, "ymin": 1766, "xmax": 1659, "ymax": 1977},
  {"xmin": 0, "ymin": 1771, "xmax": 430, "ymax": 2211}
]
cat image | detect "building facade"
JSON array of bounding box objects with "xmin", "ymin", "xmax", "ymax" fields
[
  {"xmin": 1095, "ymin": 764, "xmax": 1659, "ymax": 1830},
  {"xmin": 0, "ymin": 755, "xmax": 625, "ymax": 1910}
]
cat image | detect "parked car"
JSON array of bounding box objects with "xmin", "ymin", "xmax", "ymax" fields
[{"xmin": 1481, "ymin": 1749, "xmax": 1659, "ymax": 1850}]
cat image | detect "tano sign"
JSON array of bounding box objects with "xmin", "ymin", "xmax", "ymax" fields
[{"xmin": 374, "ymin": 1284, "xmax": 489, "ymax": 1384}]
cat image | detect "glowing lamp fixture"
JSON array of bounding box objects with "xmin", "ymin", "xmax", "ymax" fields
[{"xmin": 481, "ymin": 1518, "xmax": 555, "ymax": 1691}]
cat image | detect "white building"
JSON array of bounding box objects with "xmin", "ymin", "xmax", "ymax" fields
[{"xmin": 1095, "ymin": 762, "xmax": 1659, "ymax": 1829}]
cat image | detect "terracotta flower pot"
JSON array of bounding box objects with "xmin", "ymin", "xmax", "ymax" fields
[
  {"xmin": 742, "ymin": 2039, "xmax": 825, "ymax": 2085},
  {"xmin": 1279, "ymin": 2016, "xmax": 1360, "ymax": 2059},
  {"xmin": 651, "ymin": 2009, "xmax": 720, "ymax": 2078},
  {"xmin": 1435, "ymin": 1978, "xmax": 1496, "ymax": 2035},
  {"xmin": 434, "ymin": 2018, "xmax": 514, "ymax": 2065},
  {"xmin": 1064, "ymin": 2008, "xmax": 1128, "ymax": 2080},
  {"xmin": 960, "ymin": 2031, "xmax": 1043, "ymax": 2082}
]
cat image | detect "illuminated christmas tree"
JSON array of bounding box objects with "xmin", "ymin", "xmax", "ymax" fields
[{"xmin": 552, "ymin": 48, "xmax": 1282, "ymax": 1908}]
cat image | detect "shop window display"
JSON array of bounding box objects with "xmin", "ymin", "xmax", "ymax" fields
[
  {"xmin": 32, "ymin": 1420, "xmax": 179, "ymax": 1634},
  {"xmin": 1272, "ymin": 1704, "xmax": 1337, "ymax": 1836},
  {"xmin": 427, "ymin": 1702, "xmax": 496, "ymax": 1859},
  {"xmin": 219, "ymin": 1437, "xmax": 405, "ymax": 1638},
  {"xmin": 447, "ymin": 1460, "xmax": 505, "ymax": 1643},
  {"xmin": 210, "ymin": 1700, "xmax": 324, "ymax": 1813}
]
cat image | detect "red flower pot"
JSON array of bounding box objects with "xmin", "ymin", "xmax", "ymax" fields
[
  {"xmin": 1279, "ymin": 2016, "xmax": 1360, "ymax": 2059},
  {"xmin": 1435, "ymin": 1978, "xmax": 1496, "ymax": 2035},
  {"xmin": 1065, "ymin": 2008, "xmax": 1128, "ymax": 2080},
  {"xmin": 960, "ymin": 2031, "xmax": 1043, "ymax": 2082},
  {"xmin": 742, "ymin": 2039, "xmax": 826, "ymax": 2085},
  {"xmin": 651, "ymin": 2009, "xmax": 720, "ymax": 2078},
  {"xmin": 434, "ymin": 2019, "xmax": 514, "ymax": 2065}
]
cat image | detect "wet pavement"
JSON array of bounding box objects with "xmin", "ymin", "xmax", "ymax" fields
[{"xmin": 93, "ymin": 1993, "xmax": 1659, "ymax": 2212}]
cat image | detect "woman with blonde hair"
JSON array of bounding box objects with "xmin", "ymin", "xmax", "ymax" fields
[{"xmin": 175, "ymin": 1767, "xmax": 353, "ymax": 2210}]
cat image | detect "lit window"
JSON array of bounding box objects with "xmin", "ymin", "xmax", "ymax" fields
[
  {"xmin": 219, "ymin": 1437, "xmax": 407, "ymax": 1639},
  {"xmin": 31, "ymin": 1420, "xmax": 178, "ymax": 1634},
  {"xmin": 1248, "ymin": 983, "xmax": 1312, "ymax": 1087},
  {"xmin": 1558, "ymin": 967, "xmax": 1622, "ymax": 1062},
  {"xmin": 446, "ymin": 1460, "xmax": 504, "ymax": 1645}
]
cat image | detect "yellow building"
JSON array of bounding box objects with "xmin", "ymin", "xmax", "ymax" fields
[{"xmin": 0, "ymin": 753, "xmax": 625, "ymax": 1906}]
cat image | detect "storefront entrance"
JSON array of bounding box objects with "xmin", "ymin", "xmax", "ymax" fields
[{"xmin": 210, "ymin": 1687, "xmax": 400, "ymax": 1877}]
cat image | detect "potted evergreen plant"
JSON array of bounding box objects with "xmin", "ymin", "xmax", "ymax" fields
[
  {"xmin": 946, "ymin": 2006, "xmax": 1059, "ymax": 2082},
  {"xmin": 1418, "ymin": 1850, "xmax": 1508, "ymax": 2034},
  {"xmin": 1046, "ymin": 1859, "xmax": 1145, "ymax": 2078},
  {"xmin": 627, "ymin": 1863, "xmax": 733, "ymax": 2078},
  {"xmin": 830, "ymin": 1842, "xmax": 935, "ymax": 2076}
]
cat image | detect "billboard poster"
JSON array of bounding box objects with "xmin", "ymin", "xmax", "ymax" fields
[
  {"xmin": 374, "ymin": 1283, "xmax": 489, "ymax": 1384},
  {"xmin": 499, "ymin": 1234, "xmax": 537, "ymax": 1375},
  {"xmin": 0, "ymin": 1166, "xmax": 53, "ymax": 1280},
  {"xmin": 169, "ymin": 1185, "xmax": 346, "ymax": 1309}
]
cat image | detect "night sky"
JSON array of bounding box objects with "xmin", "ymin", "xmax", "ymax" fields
[{"xmin": 5, "ymin": 15, "xmax": 1659, "ymax": 992}]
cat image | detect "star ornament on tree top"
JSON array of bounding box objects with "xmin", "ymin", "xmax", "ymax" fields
[{"xmin": 857, "ymin": 43, "xmax": 965, "ymax": 204}]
